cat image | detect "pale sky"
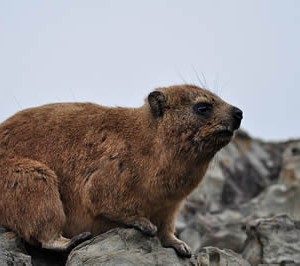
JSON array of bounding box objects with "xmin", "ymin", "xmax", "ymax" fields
[{"xmin": 0, "ymin": 1, "xmax": 299, "ymax": 141}]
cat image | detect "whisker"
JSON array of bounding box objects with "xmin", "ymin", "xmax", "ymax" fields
[
  {"xmin": 191, "ymin": 65, "xmax": 205, "ymax": 88},
  {"xmin": 213, "ymin": 73, "xmax": 219, "ymax": 95},
  {"xmin": 175, "ymin": 68, "xmax": 189, "ymax": 84},
  {"xmin": 201, "ymin": 72, "xmax": 209, "ymax": 89},
  {"xmin": 13, "ymin": 94, "xmax": 22, "ymax": 109}
]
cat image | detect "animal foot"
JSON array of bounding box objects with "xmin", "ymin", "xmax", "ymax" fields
[
  {"xmin": 172, "ymin": 240, "xmax": 192, "ymax": 258},
  {"xmin": 160, "ymin": 234, "xmax": 192, "ymax": 258},
  {"xmin": 133, "ymin": 218, "xmax": 157, "ymax": 236}
]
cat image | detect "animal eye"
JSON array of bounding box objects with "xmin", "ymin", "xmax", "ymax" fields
[{"xmin": 193, "ymin": 102, "xmax": 213, "ymax": 115}]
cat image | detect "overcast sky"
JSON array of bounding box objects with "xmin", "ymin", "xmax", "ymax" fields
[{"xmin": 1, "ymin": 1, "xmax": 299, "ymax": 141}]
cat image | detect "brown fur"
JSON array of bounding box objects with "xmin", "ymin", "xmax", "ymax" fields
[{"xmin": 0, "ymin": 85, "xmax": 242, "ymax": 257}]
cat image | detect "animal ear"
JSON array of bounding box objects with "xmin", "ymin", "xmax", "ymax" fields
[{"xmin": 148, "ymin": 91, "xmax": 166, "ymax": 117}]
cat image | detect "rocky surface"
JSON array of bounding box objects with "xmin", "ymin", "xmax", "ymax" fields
[
  {"xmin": 189, "ymin": 130, "xmax": 284, "ymax": 213},
  {"xmin": 67, "ymin": 228, "xmax": 250, "ymax": 266},
  {"xmin": 243, "ymin": 215, "xmax": 300, "ymax": 265},
  {"xmin": 178, "ymin": 209, "xmax": 247, "ymax": 253},
  {"xmin": 0, "ymin": 229, "xmax": 31, "ymax": 265},
  {"xmin": 67, "ymin": 228, "xmax": 190, "ymax": 266},
  {"xmin": 1, "ymin": 130, "xmax": 300, "ymax": 265}
]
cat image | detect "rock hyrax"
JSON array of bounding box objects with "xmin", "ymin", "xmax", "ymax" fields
[{"xmin": 0, "ymin": 85, "xmax": 242, "ymax": 257}]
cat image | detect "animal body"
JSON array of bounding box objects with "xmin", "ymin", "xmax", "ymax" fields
[{"xmin": 0, "ymin": 85, "xmax": 242, "ymax": 257}]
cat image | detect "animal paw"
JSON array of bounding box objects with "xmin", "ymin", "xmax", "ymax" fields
[
  {"xmin": 160, "ymin": 234, "xmax": 192, "ymax": 258},
  {"xmin": 133, "ymin": 219, "xmax": 157, "ymax": 236},
  {"xmin": 172, "ymin": 240, "xmax": 192, "ymax": 258}
]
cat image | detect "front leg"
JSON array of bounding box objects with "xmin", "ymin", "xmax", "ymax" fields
[
  {"xmin": 154, "ymin": 203, "xmax": 192, "ymax": 258},
  {"xmin": 85, "ymin": 172, "xmax": 157, "ymax": 237}
]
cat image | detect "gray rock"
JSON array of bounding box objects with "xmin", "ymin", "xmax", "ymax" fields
[
  {"xmin": 67, "ymin": 228, "xmax": 250, "ymax": 266},
  {"xmin": 179, "ymin": 133, "xmax": 298, "ymax": 258},
  {"xmin": 0, "ymin": 231, "xmax": 32, "ymax": 265},
  {"xmin": 219, "ymin": 137, "xmax": 281, "ymax": 207},
  {"xmin": 196, "ymin": 247, "xmax": 250, "ymax": 266},
  {"xmin": 243, "ymin": 215, "xmax": 300, "ymax": 265},
  {"xmin": 67, "ymin": 228, "xmax": 191, "ymax": 266},
  {"xmin": 0, "ymin": 227, "xmax": 74, "ymax": 266},
  {"xmin": 180, "ymin": 183, "xmax": 300, "ymax": 262},
  {"xmin": 179, "ymin": 210, "xmax": 247, "ymax": 253},
  {"xmin": 279, "ymin": 141, "xmax": 300, "ymax": 185},
  {"xmin": 241, "ymin": 184, "xmax": 300, "ymax": 220},
  {"xmin": 188, "ymin": 131, "xmax": 283, "ymax": 213}
]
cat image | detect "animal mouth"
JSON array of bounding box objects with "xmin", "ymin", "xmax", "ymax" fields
[
  {"xmin": 215, "ymin": 129, "xmax": 234, "ymax": 138},
  {"xmin": 192, "ymin": 128, "xmax": 234, "ymax": 145}
]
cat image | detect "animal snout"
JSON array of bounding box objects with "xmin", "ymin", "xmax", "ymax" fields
[
  {"xmin": 232, "ymin": 106, "xmax": 243, "ymax": 130},
  {"xmin": 233, "ymin": 107, "xmax": 243, "ymax": 120}
]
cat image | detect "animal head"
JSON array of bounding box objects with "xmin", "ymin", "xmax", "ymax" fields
[{"xmin": 147, "ymin": 85, "xmax": 243, "ymax": 158}]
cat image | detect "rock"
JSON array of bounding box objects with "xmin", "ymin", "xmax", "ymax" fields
[
  {"xmin": 243, "ymin": 215, "xmax": 300, "ymax": 265},
  {"xmin": 241, "ymin": 184, "xmax": 300, "ymax": 220},
  {"xmin": 219, "ymin": 137, "xmax": 281, "ymax": 207},
  {"xmin": 24, "ymin": 243, "xmax": 70, "ymax": 266},
  {"xmin": 67, "ymin": 228, "xmax": 250, "ymax": 266},
  {"xmin": 0, "ymin": 226, "xmax": 251, "ymax": 266},
  {"xmin": 179, "ymin": 210, "xmax": 246, "ymax": 253},
  {"xmin": 279, "ymin": 141, "xmax": 300, "ymax": 185},
  {"xmin": 196, "ymin": 247, "xmax": 250, "ymax": 266},
  {"xmin": 190, "ymin": 131, "xmax": 283, "ymax": 213},
  {"xmin": 67, "ymin": 228, "xmax": 191, "ymax": 266},
  {"xmin": 0, "ymin": 226, "xmax": 73, "ymax": 266},
  {"xmin": 179, "ymin": 183, "xmax": 300, "ymax": 263},
  {"xmin": 0, "ymin": 231, "xmax": 32, "ymax": 265}
]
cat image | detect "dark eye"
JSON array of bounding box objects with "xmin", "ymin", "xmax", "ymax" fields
[{"xmin": 193, "ymin": 102, "xmax": 213, "ymax": 115}]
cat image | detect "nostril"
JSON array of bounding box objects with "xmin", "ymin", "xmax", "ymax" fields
[{"xmin": 233, "ymin": 107, "xmax": 243, "ymax": 120}]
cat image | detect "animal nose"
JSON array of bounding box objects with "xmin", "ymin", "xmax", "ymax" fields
[
  {"xmin": 233, "ymin": 107, "xmax": 243, "ymax": 121},
  {"xmin": 231, "ymin": 106, "xmax": 243, "ymax": 130}
]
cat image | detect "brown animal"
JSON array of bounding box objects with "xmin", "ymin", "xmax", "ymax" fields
[{"xmin": 0, "ymin": 85, "xmax": 242, "ymax": 257}]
